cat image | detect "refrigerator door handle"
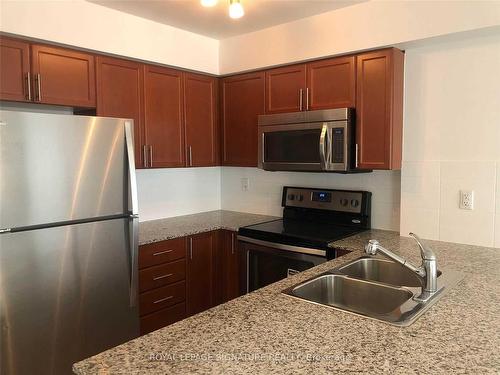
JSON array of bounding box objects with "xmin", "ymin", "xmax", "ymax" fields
[
  {"xmin": 124, "ymin": 120, "xmax": 139, "ymax": 216},
  {"xmin": 128, "ymin": 216, "xmax": 139, "ymax": 307},
  {"xmin": 125, "ymin": 120, "xmax": 139, "ymax": 307}
]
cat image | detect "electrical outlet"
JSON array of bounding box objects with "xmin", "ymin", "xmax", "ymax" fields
[
  {"xmin": 459, "ymin": 190, "xmax": 474, "ymax": 210},
  {"xmin": 241, "ymin": 177, "xmax": 249, "ymax": 191}
]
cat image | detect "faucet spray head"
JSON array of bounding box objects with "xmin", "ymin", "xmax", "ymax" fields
[{"xmin": 365, "ymin": 239, "xmax": 379, "ymax": 255}]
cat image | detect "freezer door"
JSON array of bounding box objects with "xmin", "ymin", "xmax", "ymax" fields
[
  {"xmin": 0, "ymin": 218, "xmax": 139, "ymax": 375},
  {"xmin": 0, "ymin": 110, "xmax": 131, "ymax": 229}
]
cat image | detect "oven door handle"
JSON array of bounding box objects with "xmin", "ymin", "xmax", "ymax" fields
[
  {"xmin": 237, "ymin": 235, "xmax": 327, "ymax": 257},
  {"xmin": 319, "ymin": 123, "xmax": 328, "ymax": 170}
]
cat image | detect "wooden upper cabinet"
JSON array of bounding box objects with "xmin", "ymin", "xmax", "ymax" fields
[
  {"xmin": 221, "ymin": 72, "xmax": 265, "ymax": 167},
  {"xmin": 356, "ymin": 48, "xmax": 404, "ymax": 170},
  {"xmin": 265, "ymin": 64, "xmax": 306, "ymax": 114},
  {"xmin": 307, "ymin": 56, "xmax": 356, "ymax": 110},
  {"xmin": 0, "ymin": 37, "xmax": 30, "ymax": 102},
  {"xmin": 31, "ymin": 44, "xmax": 95, "ymax": 107},
  {"xmin": 186, "ymin": 232, "xmax": 216, "ymax": 316},
  {"xmin": 144, "ymin": 65, "xmax": 185, "ymax": 168},
  {"xmin": 184, "ymin": 73, "xmax": 218, "ymax": 167},
  {"xmin": 96, "ymin": 56, "xmax": 144, "ymax": 168}
]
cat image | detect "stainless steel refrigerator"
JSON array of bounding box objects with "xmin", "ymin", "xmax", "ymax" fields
[{"xmin": 0, "ymin": 110, "xmax": 140, "ymax": 375}]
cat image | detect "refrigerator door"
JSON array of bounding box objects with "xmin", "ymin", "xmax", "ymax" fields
[
  {"xmin": 0, "ymin": 110, "xmax": 131, "ymax": 229},
  {"xmin": 0, "ymin": 217, "xmax": 140, "ymax": 375}
]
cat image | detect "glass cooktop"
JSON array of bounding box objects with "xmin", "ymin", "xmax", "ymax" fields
[{"xmin": 238, "ymin": 219, "xmax": 363, "ymax": 250}]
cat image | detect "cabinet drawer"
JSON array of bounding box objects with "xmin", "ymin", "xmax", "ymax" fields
[
  {"xmin": 140, "ymin": 281, "xmax": 185, "ymax": 316},
  {"xmin": 139, "ymin": 259, "xmax": 185, "ymax": 292},
  {"xmin": 140, "ymin": 302, "xmax": 186, "ymax": 335},
  {"xmin": 139, "ymin": 237, "xmax": 186, "ymax": 269}
]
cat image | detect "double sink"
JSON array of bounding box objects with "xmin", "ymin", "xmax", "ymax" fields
[{"xmin": 283, "ymin": 256, "xmax": 462, "ymax": 326}]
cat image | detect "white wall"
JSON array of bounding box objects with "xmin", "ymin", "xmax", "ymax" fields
[
  {"xmin": 221, "ymin": 167, "xmax": 401, "ymax": 231},
  {"xmin": 0, "ymin": 0, "xmax": 219, "ymax": 74},
  {"xmin": 401, "ymin": 32, "xmax": 500, "ymax": 247},
  {"xmin": 137, "ymin": 168, "xmax": 221, "ymax": 222},
  {"xmin": 219, "ymin": 0, "xmax": 500, "ymax": 74}
]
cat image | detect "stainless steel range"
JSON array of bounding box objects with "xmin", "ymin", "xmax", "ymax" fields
[{"xmin": 238, "ymin": 186, "xmax": 372, "ymax": 293}]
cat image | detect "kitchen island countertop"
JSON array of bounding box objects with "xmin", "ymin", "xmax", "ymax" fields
[{"xmin": 74, "ymin": 229, "xmax": 500, "ymax": 374}]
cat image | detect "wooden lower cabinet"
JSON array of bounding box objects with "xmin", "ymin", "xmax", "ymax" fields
[
  {"xmin": 186, "ymin": 231, "xmax": 217, "ymax": 316},
  {"xmin": 140, "ymin": 303, "xmax": 186, "ymax": 336},
  {"xmin": 220, "ymin": 230, "xmax": 241, "ymax": 303},
  {"xmin": 138, "ymin": 230, "xmax": 243, "ymax": 334}
]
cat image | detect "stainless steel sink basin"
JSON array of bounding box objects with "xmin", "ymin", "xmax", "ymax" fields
[
  {"xmin": 338, "ymin": 257, "xmax": 442, "ymax": 288},
  {"xmin": 291, "ymin": 274, "xmax": 413, "ymax": 317},
  {"xmin": 283, "ymin": 256, "xmax": 463, "ymax": 326}
]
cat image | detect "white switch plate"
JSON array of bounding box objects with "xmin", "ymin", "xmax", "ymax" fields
[
  {"xmin": 241, "ymin": 177, "xmax": 249, "ymax": 191},
  {"xmin": 459, "ymin": 190, "xmax": 474, "ymax": 210}
]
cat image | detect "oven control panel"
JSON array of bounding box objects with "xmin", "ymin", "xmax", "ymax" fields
[{"xmin": 283, "ymin": 187, "xmax": 368, "ymax": 213}]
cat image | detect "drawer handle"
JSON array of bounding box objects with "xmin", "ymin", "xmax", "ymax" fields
[
  {"xmin": 152, "ymin": 250, "xmax": 173, "ymax": 256},
  {"xmin": 153, "ymin": 295, "xmax": 174, "ymax": 304},
  {"xmin": 153, "ymin": 273, "xmax": 173, "ymax": 281}
]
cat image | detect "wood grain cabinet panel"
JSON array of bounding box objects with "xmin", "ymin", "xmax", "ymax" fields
[
  {"xmin": 144, "ymin": 65, "xmax": 185, "ymax": 168},
  {"xmin": 356, "ymin": 48, "xmax": 404, "ymax": 170},
  {"xmin": 220, "ymin": 230, "xmax": 241, "ymax": 303},
  {"xmin": 307, "ymin": 56, "xmax": 356, "ymax": 110},
  {"xmin": 186, "ymin": 231, "xmax": 216, "ymax": 316},
  {"xmin": 140, "ymin": 302, "xmax": 186, "ymax": 335},
  {"xmin": 184, "ymin": 73, "xmax": 218, "ymax": 167},
  {"xmin": 96, "ymin": 56, "xmax": 144, "ymax": 168},
  {"xmin": 0, "ymin": 37, "xmax": 30, "ymax": 102},
  {"xmin": 221, "ymin": 72, "xmax": 265, "ymax": 167},
  {"xmin": 31, "ymin": 44, "xmax": 95, "ymax": 107},
  {"xmin": 265, "ymin": 64, "xmax": 306, "ymax": 114},
  {"xmin": 139, "ymin": 237, "xmax": 186, "ymax": 269},
  {"xmin": 139, "ymin": 259, "xmax": 186, "ymax": 292}
]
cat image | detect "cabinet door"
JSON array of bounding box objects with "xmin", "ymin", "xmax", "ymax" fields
[
  {"xmin": 184, "ymin": 73, "xmax": 218, "ymax": 167},
  {"xmin": 356, "ymin": 49, "xmax": 404, "ymax": 170},
  {"xmin": 265, "ymin": 64, "xmax": 306, "ymax": 114},
  {"xmin": 0, "ymin": 37, "xmax": 30, "ymax": 102},
  {"xmin": 31, "ymin": 44, "xmax": 95, "ymax": 107},
  {"xmin": 144, "ymin": 65, "xmax": 184, "ymax": 168},
  {"xmin": 186, "ymin": 232, "xmax": 216, "ymax": 316},
  {"xmin": 221, "ymin": 230, "xmax": 240, "ymax": 303},
  {"xmin": 96, "ymin": 56, "xmax": 144, "ymax": 168},
  {"xmin": 307, "ymin": 56, "xmax": 356, "ymax": 110},
  {"xmin": 221, "ymin": 72, "xmax": 265, "ymax": 167}
]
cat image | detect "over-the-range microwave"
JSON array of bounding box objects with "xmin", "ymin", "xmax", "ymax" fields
[{"xmin": 258, "ymin": 108, "xmax": 370, "ymax": 173}]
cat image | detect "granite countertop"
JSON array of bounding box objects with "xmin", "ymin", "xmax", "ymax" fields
[
  {"xmin": 139, "ymin": 210, "xmax": 279, "ymax": 245},
  {"xmin": 74, "ymin": 229, "xmax": 500, "ymax": 374}
]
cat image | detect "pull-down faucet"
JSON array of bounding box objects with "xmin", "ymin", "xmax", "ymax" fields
[{"xmin": 365, "ymin": 233, "xmax": 438, "ymax": 302}]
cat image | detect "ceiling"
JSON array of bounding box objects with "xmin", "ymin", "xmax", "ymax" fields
[{"xmin": 90, "ymin": 0, "xmax": 366, "ymax": 39}]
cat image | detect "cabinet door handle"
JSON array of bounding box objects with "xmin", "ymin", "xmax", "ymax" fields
[
  {"xmin": 188, "ymin": 146, "xmax": 193, "ymax": 167},
  {"xmin": 299, "ymin": 88, "xmax": 303, "ymax": 111},
  {"xmin": 142, "ymin": 145, "xmax": 148, "ymax": 168},
  {"xmin": 25, "ymin": 73, "xmax": 32, "ymax": 101},
  {"xmin": 189, "ymin": 237, "xmax": 193, "ymax": 259},
  {"xmin": 231, "ymin": 233, "xmax": 235, "ymax": 255},
  {"xmin": 36, "ymin": 73, "xmax": 42, "ymax": 102},
  {"xmin": 355, "ymin": 143, "xmax": 359, "ymax": 168},
  {"xmin": 153, "ymin": 273, "xmax": 173, "ymax": 281},
  {"xmin": 306, "ymin": 87, "xmax": 310, "ymax": 111},
  {"xmin": 152, "ymin": 249, "xmax": 173, "ymax": 256},
  {"xmin": 153, "ymin": 295, "xmax": 173, "ymax": 304},
  {"xmin": 149, "ymin": 145, "xmax": 153, "ymax": 168}
]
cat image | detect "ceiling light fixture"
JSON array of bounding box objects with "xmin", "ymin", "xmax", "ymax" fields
[
  {"xmin": 228, "ymin": 0, "xmax": 244, "ymax": 19},
  {"xmin": 201, "ymin": 0, "xmax": 218, "ymax": 7}
]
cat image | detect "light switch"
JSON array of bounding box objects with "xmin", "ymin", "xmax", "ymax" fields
[{"xmin": 241, "ymin": 177, "xmax": 249, "ymax": 191}]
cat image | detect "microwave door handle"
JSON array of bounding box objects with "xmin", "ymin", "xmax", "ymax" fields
[
  {"xmin": 326, "ymin": 125, "xmax": 333, "ymax": 166},
  {"xmin": 319, "ymin": 124, "xmax": 328, "ymax": 170}
]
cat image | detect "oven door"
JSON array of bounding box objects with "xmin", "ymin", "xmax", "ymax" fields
[
  {"xmin": 239, "ymin": 239, "xmax": 329, "ymax": 293},
  {"xmin": 258, "ymin": 121, "xmax": 349, "ymax": 171}
]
